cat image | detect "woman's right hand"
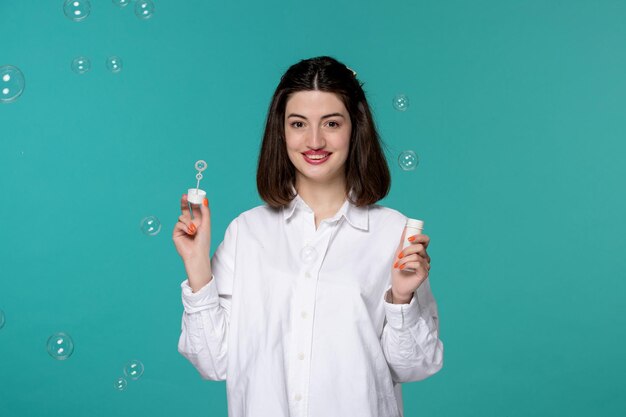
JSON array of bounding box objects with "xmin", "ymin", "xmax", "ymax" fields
[{"xmin": 172, "ymin": 194, "xmax": 212, "ymax": 292}]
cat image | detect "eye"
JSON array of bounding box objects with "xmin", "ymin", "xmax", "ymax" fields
[
  {"xmin": 326, "ymin": 120, "xmax": 341, "ymax": 128},
  {"xmin": 290, "ymin": 121, "xmax": 305, "ymax": 128}
]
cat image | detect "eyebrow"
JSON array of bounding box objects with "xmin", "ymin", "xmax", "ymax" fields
[{"xmin": 287, "ymin": 112, "xmax": 345, "ymax": 120}]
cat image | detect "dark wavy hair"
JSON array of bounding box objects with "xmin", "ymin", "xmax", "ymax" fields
[{"xmin": 257, "ymin": 56, "xmax": 391, "ymax": 208}]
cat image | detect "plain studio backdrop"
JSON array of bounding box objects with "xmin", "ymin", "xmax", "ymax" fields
[{"xmin": 1, "ymin": 0, "xmax": 625, "ymax": 416}]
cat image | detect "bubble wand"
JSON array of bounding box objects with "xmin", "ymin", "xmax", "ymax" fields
[{"xmin": 187, "ymin": 160, "xmax": 207, "ymax": 219}]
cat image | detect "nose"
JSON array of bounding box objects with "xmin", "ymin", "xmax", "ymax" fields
[{"xmin": 306, "ymin": 126, "xmax": 326, "ymax": 150}]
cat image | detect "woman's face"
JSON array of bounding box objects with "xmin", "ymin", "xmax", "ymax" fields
[{"xmin": 284, "ymin": 90, "xmax": 352, "ymax": 187}]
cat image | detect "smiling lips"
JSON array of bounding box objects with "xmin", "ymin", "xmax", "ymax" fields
[{"xmin": 302, "ymin": 151, "xmax": 331, "ymax": 164}]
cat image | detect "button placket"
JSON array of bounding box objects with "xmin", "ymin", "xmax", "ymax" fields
[
  {"xmin": 290, "ymin": 212, "xmax": 339, "ymax": 416},
  {"xmin": 291, "ymin": 251, "xmax": 317, "ymax": 416}
]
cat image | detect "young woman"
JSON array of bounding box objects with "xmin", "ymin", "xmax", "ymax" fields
[{"xmin": 173, "ymin": 56, "xmax": 443, "ymax": 417}]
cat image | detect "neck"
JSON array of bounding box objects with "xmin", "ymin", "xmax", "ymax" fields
[{"xmin": 295, "ymin": 175, "xmax": 347, "ymax": 214}]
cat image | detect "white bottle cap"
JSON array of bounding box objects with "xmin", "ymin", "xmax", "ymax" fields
[
  {"xmin": 187, "ymin": 188, "xmax": 206, "ymax": 205},
  {"xmin": 406, "ymin": 218, "xmax": 424, "ymax": 230}
]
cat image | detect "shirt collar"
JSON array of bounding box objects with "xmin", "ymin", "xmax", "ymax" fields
[{"xmin": 282, "ymin": 188, "xmax": 369, "ymax": 231}]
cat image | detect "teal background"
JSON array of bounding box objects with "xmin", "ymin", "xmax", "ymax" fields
[{"xmin": 1, "ymin": 0, "xmax": 625, "ymax": 416}]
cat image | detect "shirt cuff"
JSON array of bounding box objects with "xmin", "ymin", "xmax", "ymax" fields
[
  {"xmin": 180, "ymin": 277, "xmax": 219, "ymax": 313},
  {"xmin": 383, "ymin": 285, "xmax": 421, "ymax": 329}
]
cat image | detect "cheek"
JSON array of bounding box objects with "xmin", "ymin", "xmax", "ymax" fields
[
  {"xmin": 339, "ymin": 132, "xmax": 351, "ymax": 153},
  {"xmin": 337, "ymin": 153, "xmax": 350, "ymax": 168},
  {"xmin": 341, "ymin": 125, "xmax": 352, "ymax": 149},
  {"xmin": 284, "ymin": 128, "xmax": 302, "ymax": 149},
  {"xmin": 283, "ymin": 134, "xmax": 296, "ymax": 153},
  {"xmin": 284, "ymin": 141, "xmax": 300, "ymax": 164}
]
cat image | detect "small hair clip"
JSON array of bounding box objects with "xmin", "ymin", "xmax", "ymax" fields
[{"xmin": 346, "ymin": 66, "xmax": 357, "ymax": 77}]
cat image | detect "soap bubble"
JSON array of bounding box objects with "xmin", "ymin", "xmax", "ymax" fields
[
  {"xmin": 112, "ymin": 0, "xmax": 131, "ymax": 7},
  {"xmin": 46, "ymin": 332, "xmax": 74, "ymax": 360},
  {"xmin": 63, "ymin": 0, "xmax": 91, "ymax": 22},
  {"xmin": 300, "ymin": 246, "xmax": 318, "ymax": 264},
  {"xmin": 0, "ymin": 309, "xmax": 5, "ymax": 329},
  {"xmin": 398, "ymin": 150, "xmax": 418, "ymax": 171},
  {"xmin": 114, "ymin": 377, "xmax": 128, "ymax": 390},
  {"xmin": 106, "ymin": 56, "xmax": 123, "ymax": 73},
  {"xmin": 124, "ymin": 359, "xmax": 144, "ymax": 380},
  {"xmin": 71, "ymin": 56, "xmax": 91, "ymax": 74},
  {"xmin": 135, "ymin": 0, "xmax": 155, "ymax": 19},
  {"xmin": 0, "ymin": 65, "xmax": 26, "ymax": 104},
  {"xmin": 140, "ymin": 216, "xmax": 161, "ymax": 236},
  {"xmin": 392, "ymin": 94, "xmax": 409, "ymax": 111}
]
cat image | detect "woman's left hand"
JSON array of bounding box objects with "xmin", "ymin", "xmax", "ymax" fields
[{"xmin": 390, "ymin": 229, "xmax": 431, "ymax": 304}]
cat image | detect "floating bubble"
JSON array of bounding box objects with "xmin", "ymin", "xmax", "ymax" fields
[
  {"xmin": 300, "ymin": 245, "xmax": 318, "ymax": 264},
  {"xmin": 0, "ymin": 65, "xmax": 26, "ymax": 104},
  {"xmin": 124, "ymin": 360, "xmax": 144, "ymax": 380},
  {"xmin": 114, "ymin": 377, "xmax": 128, "ymax": 390},
  {"xmin": 63, "ymin": 0, "xmax": 91, "ymax": 22},
  {"xmin": 112, "ymin": 0, "xmax": 131, "ymax": 7},
  {"xmin": 71, "ymin": 56, "xmax": 91, "ymax": 74},
  {"xmin": 0, "ymin": 309, "xmax": 5, "ymax": 329},
  {"xmin": 392, "ymin": 94, "xmax": 409, "ymax": 111},
  {"xmin": 106, "ymin": 56, "xmax": 123, "ymax": 73},
  {"xmin": 135, "ymin": 0, "xmax": 154, "ymax": 19},
  {"xmin": 140, "ymin": 216, "xmax": 161, "ymax": 236},
  {"xmin": 46, "ymin": 332, "xmax": 74, "ymax": 360},
  {"xmin": 398, "ymin": 150, "xmax": 418, "ymax": 171}
]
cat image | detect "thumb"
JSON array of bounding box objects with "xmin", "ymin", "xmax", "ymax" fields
[
  {"xmin": 199, "ymin": 197, "xmax": 211, "ymax": 234},
  {"xmin": 396, "ymin": 226, "xmax": 406, "ymax": 252}
]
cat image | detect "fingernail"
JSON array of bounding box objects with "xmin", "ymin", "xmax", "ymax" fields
[
  {"xmin": 408, "ymin": 236, "xmax": 415, "ymax": 242},
  {"xmin": 398, "ymin": 252, "xmax": 403, "ymax": 259},
  {"xmin": 203, "ymin": 198, "xmax": 208, "ymax": 207},
  {"xmin": 393, "ymin": 261, "xmax": 398, "ymax": 268},
  {"xmin": 399, "ymin": 264, "xmax": 406, "ymax": 270}
]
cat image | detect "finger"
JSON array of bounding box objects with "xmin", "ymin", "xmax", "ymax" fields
[
  {"xmin": 399, "ymin": 259, "xmax": 430, "ymax": 273},
  {"xmin": 399, "ymin": 243, "xmax": 425, "ymax": 259},
  {"xmin": 408, "ymin": 233, "xmax": 430, "ymax": 248},
  {"xmin": 190, "ymin": 200, "xmax": 202, "ymax": 220},
  {"xmin": 177, "ymin": 214, "xmax": 197, "ymax": 234},
  {"xmin": 173, "ymin": 219, "xmax": 197, "ymax": 237},
  {"xmin": 181, "ymin": 194, "xmax": 191, "ymax": 217},
  {"xmin": 198, "ymin": 197, "xmax": 211, "ymax": 234},
  {"xmin": 395, "ymin": 254, "xmax": 427, "ymax": 269}
]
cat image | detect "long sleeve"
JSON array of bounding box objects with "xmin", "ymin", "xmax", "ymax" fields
[
  {"xmin": 380, "ymin": 277, "xmax": 444, "ymax": 383},
  {"xmin": 177, "ymin": 218, "xmax": 239, "ymax": 381}
]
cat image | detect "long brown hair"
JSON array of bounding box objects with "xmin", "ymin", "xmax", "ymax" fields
[{"xmin": 257, "ymin": 56, "xmax": 391, "ymax": 208}]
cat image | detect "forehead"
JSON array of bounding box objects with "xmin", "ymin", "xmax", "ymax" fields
[{"xmin": 285, "ymin": 90, "xmax": 347, "ymax": 114}]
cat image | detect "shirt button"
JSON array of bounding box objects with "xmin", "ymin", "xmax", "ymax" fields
[
  {"xmin": 301, "ymin": 311, "xmax": 308, "ymax": 319},
  {"xmin": 298, "ymin": 352, "xmax": 304, "ymax": 360},
  {"xmin": 295, "ymin": 394, "xmax": 302, "ymax": 401}
]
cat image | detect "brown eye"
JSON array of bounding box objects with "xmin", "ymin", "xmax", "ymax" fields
[
  {"xmin": 327, "ymin": 121, "xmax": 340, "ymax": 128},
  {"xmin": 291, "ymin": 121, "xmax": 304, "ymax": 128}
]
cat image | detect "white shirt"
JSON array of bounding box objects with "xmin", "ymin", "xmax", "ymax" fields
[{"xmin": 178, "ymin": 193, "xmax": 444, "ymax": 417}]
